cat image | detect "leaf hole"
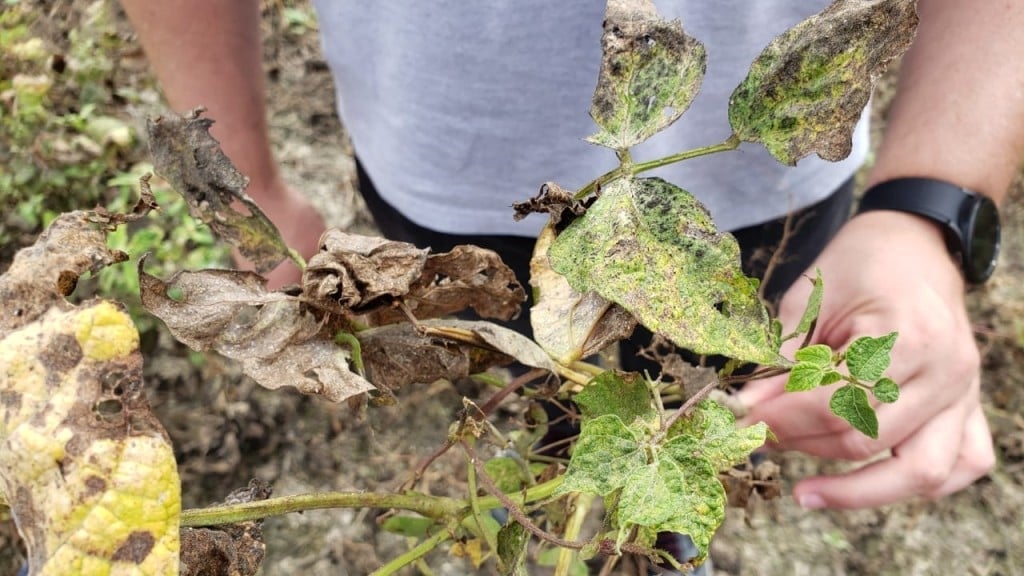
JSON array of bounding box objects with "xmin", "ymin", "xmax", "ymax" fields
[
  {"xmin": 95, "ymin": 398, "xmax": 123, "ymax": 418},
  {"xmin": 714, "ymin": 300, "xmax": 731, "ymax": 318},
  {"xmin": 166, "ymin": 286, "xmax": 185, "ymax": 301}
]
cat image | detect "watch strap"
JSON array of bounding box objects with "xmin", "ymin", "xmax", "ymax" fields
[{"xmin": 856, "ymin": 177, "xmax": 969, "ymax": 234}]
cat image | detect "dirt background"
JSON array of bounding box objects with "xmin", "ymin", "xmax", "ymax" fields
[{"xmin": 2, "ymin": 2, "xmax": 1022, "ymax": 575}]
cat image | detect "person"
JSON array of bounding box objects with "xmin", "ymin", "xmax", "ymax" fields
[{"xmin": 122, "ymin": 0, "xmax": 1021, "ymax": 532}]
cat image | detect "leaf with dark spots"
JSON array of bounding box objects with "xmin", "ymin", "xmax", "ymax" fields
[
  {"xmin": 587, "ymin": 0, "xmax": 706, "ymax": 150},
  {"xmin": 180, "ymin": 479, "xmax": 271, "ymax": 576},
  {"xmin": 357, "ymin": 319, "xmax": 556, "ymax": 392},
  {"xmin": 530, "ymin": 224, "xmax": 636, "ymax": 364},
  {"xmin": 548, "ymin": 177, "xmax": 782, "ymax": 366},
  {"xmin": 139, "ymin": 259, "xmax": 373, "ymax": 403},
  {"xmin": 0, "ymin": 301, "xmax": 180, "ymax": 574},
  {"xmin": 729, "ymin": 0, "xmax": 917, "ymax": 165},
  {"xmin": 147, "ymin": 107, "xmax": 294, "ymax": 273},
  {"xmin": 304, "ymin": 230, "xmax": 525, "ymax": 323}
]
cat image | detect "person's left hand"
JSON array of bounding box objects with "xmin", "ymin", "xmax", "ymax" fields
[{"xmin": 736, "ymin": 210, "xmax": 996, "ymax": 509}]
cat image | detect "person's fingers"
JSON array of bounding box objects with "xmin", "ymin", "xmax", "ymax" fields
[
  {"xmin": 789, "ymin": 400, "xmax": 969, "ymax": 509},
  {"xmin": 927, "ymin": 404, "xmax": 995, "ymax": 499}
]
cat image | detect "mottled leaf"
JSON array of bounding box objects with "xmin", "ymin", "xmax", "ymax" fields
[
  {"xmin": 575, "ymin": 371, "xmax": 654, "ymax": 426},
  {"xmin": 872, "ymin": 377, "xmax": 900, "ymax": 404},
  {"xmin": 529, "ymin": 224, "xmax": 637, "ymax": 364},
  {"xmin": 1, "ymin": 302, "xmax": 180, "ymax": 575},
  {"xmin": 617, "ymin": 455, "xmax": 723, "ymax": 562},
  {"xmin": 548, "ymin": 177, "xmax": 782, "ymax": 365},
  {"xmin": 303, "ymin": 230, "xmax": 525, "ymax": 323},
  {"xmin": 484, "ymin": 457, "xmax": 532, "ymax": 494},
  {"xmin": 147, "ymin": 107, "xmax": 293, "ymax": 273},
  {"xmin": 555, "ymin": 415, "xmax": 646, "ymax": 497},
  {"xmin": 729, "ymin": 0, "xmax": 917, "ymax": 165},
  {"xmin": 180, "ymin": 479, "xmax": 270, "ymax": 576},
  {"xmin": 664, "ymin": 400, "xmax": 768, "ymax": 471},
  {"xmin": 588, "ymin": 0, "xmax": 706, "ymax": 150},
  {"xmin": 786, "ymin": 362, "xmax": 842, "ymax": 392},
  {"xmin": 139, "ymin": 262, "xmax": 374, "ymax": 402},
  {"xmin": 846, "ymin": 331, "xmax": 897, "ymax": 382},
  {"xmin": 829, "ymin": 384, "xmax": 878, "ymax": 438},
  {"xmin": 497, "ymin": 521, "xmax": 529, "ymax": 576}
]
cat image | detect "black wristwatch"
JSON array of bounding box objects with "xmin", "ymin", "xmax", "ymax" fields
[{"xmin": 856, "ymin": 177, "xmax": 1001, "ymax": 284}]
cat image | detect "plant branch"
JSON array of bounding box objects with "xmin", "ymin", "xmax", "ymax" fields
[
  {"xmin": 654, "ymin": 378, "xmax": 720, "ymax": 445},
  {"xmin": 465, "ymin": 442, "xmax": 499, "ymax": 553},
  {"xmin": 369, "ymin": 527, "xmax": 452, "ymax": 576},
  {"xmin": 556, "ymin": 492, "xmax": 595, "ymax": 576},
  {"xmin": 575, "ymin": 134, "xmax": 742, "ymax": 200},
  {"xmin": 461, "ymin": 441, "xmax": 584, "ymax": 550}
]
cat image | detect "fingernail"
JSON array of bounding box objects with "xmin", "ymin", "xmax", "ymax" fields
[{"xmin": 797, "ymin": 493, "xmax": 826, "ymax": 510}]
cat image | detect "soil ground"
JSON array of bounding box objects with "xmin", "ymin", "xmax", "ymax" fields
[{"xmin": 2, "ymin": 3, "xmax": 1022, "ymax": 575}]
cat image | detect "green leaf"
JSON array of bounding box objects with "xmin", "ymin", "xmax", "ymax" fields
[
  {"xmin": 728, "ymin": 0, "xmax": 918, "ymax": 165},
  {"xmin": 872, "ymin": 377, "xmax": 900, "ymax": 404},
  {"xmin": 846, "ymin": 331, "xmax": 897, "ymax": 382},
  {"xmin": 575, "ymin": 370, "xmax": 655, "ymax": 425},
  {"xmin": 785, "ymin": 362, "xmax": 840, "ymax": 392},
  {"xmin": 484, "ymin": 457, "xmax": 530, "ymax": 494},
  {"xmin": 548, "ymin": 177, "xmax": 782, "ymax": 366},
  {"xmin": 829, "ymin": 384, "xmax": 878, "ymax": 438},
  {"xmin": 664, "ymin": 400, "xmax": 768, "ymax": 470},
  {"xmin": 381, "ymin": 516, "xmax": 435, "ymax": 538},
  {"xmin": 587, "ymin": 0, "xmax": 706, "ymax": 150},
  {"xmin": 555, "ymin": 415, "xmax": 646, "ymax": 497},
  {"xmin": 617, "ymin": 456, "xmax": 724, "ymax": 562},
  {"xmin": 497, "ymin": 521, "xmax": 530, "ymax": 576},
  {"xmin": 785, "ymin": 269, "xmax": 824, "ymax": 341},
  {"xmin": 794, "ymin": 343, "xmax": 833, "ymax": 366}
]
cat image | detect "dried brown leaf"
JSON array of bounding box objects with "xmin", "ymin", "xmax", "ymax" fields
[
  {"xmin": 304, "ymin": 230, "xmax": 525, "ymax": 323},
  {"xmin": 138, "ymin": 260, "xmax": 373, "ymax": 402},
  {"xmin": 357, "ymin": 319, "xmax": 555, "ymax": 392},
  {"xmin": 529, "ymin": 224, "xmax": 637, "ymax": 364},
  {"xmin": 180, "ymin": 479, "xmax": 271, "ymax": 576},
  {"xmin": 147, "ymin": 107, "xmax": 293, "ymax": 273},
  {"xmin": 512, "ymin": 182, "xmax": 593, "ymax": 230}
]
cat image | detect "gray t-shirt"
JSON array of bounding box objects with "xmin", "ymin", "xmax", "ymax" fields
[{"xmin": 311, "ymin": 1, "xmax": 869, "ymax": 236}]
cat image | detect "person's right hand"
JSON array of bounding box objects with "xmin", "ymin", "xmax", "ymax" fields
[{"xmin": 239, "ymin": 181, "xmax": 327, "ymax": 289}]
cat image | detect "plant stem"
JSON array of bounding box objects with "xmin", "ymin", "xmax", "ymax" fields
[
  {"xmin": 556, "ymin": 492, "xmax": 595, "ymax": 576},
  {"xmin": 180, "ymin": 491, "xmax": 462, "ymax": 527},
  {"xmin": 473, "ymin": 475, "xmax": 564, "ymax": 511},
  {"xmin": 653, "ymin": 378, "xmax": 720, "ymax": 445},
  {"xmin": 466, "ymin": 444, "xmax": 499, "ymax": 553},
  {"xmin": 370, "ymin": 528, "xmax": 452, "ymax": 576},
  {"xmin": 574, "ymin": 134, "xmax": 741, "ymax": 199}
]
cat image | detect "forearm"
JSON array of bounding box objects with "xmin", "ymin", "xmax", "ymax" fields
[
  {"xmin": 867, "ymin": 0, "xmax": 1024, "ymax": 203},
  {"xmin": 120, "ymin": 0, "xmax": 280, "ymax": 189}
]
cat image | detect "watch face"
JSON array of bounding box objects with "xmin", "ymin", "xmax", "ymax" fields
[{"xmin": 964, "ymin": 195, "xmax": 1001, "ymax": 283}]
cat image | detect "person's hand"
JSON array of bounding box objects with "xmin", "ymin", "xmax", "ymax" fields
[
  {"xmin": 736, "ymin": 211, "xmax": 995, "ymax": 509},
  {"xmin": 238, "ymin": 181, "xmax": 327, "ymax": 289}
]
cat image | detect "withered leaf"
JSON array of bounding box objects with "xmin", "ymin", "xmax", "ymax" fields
[
  {"xmin": 588, "ymin": 0, "xmax": 707, "ymax": 150},
  {"xmin": 530, "ymin": 224, "xmax": 636, "ymax": 364},
  {"xmin": 0, "ymin": 191, "xmax": 155, "ymax": 336},
  {"xmin": 729, "ymin": 0, "xmax": 918, "ymax": 165},
  {"xmin": 147, "ymin": 107, "xmax": 293, "ymax": 273},
  {"xmin": 138, "ymin": 259, "xmax": 374, "ymax": 403},
  {"xmin": 0, "ymin": 301, "xmax": 180, "ymax": 575},
  {"xmin": 512, "ymin": 182, "xmax": 593, "ymax": 231},
  {"xmin": 304, "ymin": 230, "xmax": 525, "ymax": 323},
  {"xmin": 357, "ymin": 319, "xmax": 556, "ymax": 392},
  {"xmin": 180, "ymin": 479, "xmax": 271, "ymax": 576}
]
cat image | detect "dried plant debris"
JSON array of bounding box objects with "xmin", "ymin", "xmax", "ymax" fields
[
  {"xmin": 529, "ymin": 224, "xmax": 636, "ymax": 364},
  {"xmin": 587, "ymin": 0, "xmax": 706, "ymax": 150},
  {"xmin": 180, "ymin": 479, "xmax": 271, "ymax": 576},
  {"xmin": 358, "ymin": 319, "xmax": 557, "ymax": 392},
  {"xmin": 0, "ymin": 190, "xmax": 154, "ymax": 335},
  {"xmin": 512, "ymin": 182, "xmax": 595, "ymax": 231},
  {"xmin": 0, "ymin": 302, "xmax": 181, "ymax": 575},
  {"xmin": 138, "ymin": 259, "xmax": 374, "ymax": 403},
  {"xmin": 729, "ymin": 0, "xmax": 917, "ymax": 165},
  {"xmin": 147, "ymin": 107, "xmax": 293, "ymax": 273},
  {"xmin": 304, "ymin": 230, "xmax": 526, "ymax": 323}
]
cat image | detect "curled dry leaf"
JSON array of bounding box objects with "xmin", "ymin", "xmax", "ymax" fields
[
  {"xmin": 587, "ymin": 0, "xmax": 707, "ymax": 150},
  {"xmin": 138, "ymin": 260, "xmax": 374, "ymax": 403},
  {"xmin": 529, "ymin": 224, "xmax": 636, "ymax": 364},
  {"xmin": 180, "ymin": 479, "xmax": 271, "ymax": 576},
  {"xmin": 512, "ymin": 182, "xmax": 594, "ymax": 230},
  {"xmin": 729, "ymin": 0, "xmax": 917, "ymax": 165},
  {"xmin": 358, "ymin": 319, "xmax": 556, "ymax": 392},
  {"xmin": 304, "ymin": 230, "xmax": 525, "ymax": 324},
  {"xmin": 0, "ymin": 301, "xmax": 180, "ymax": 576},
  {"xmin": 147, "ymin": 107, "xmax": 293, "ymax": 273}
]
